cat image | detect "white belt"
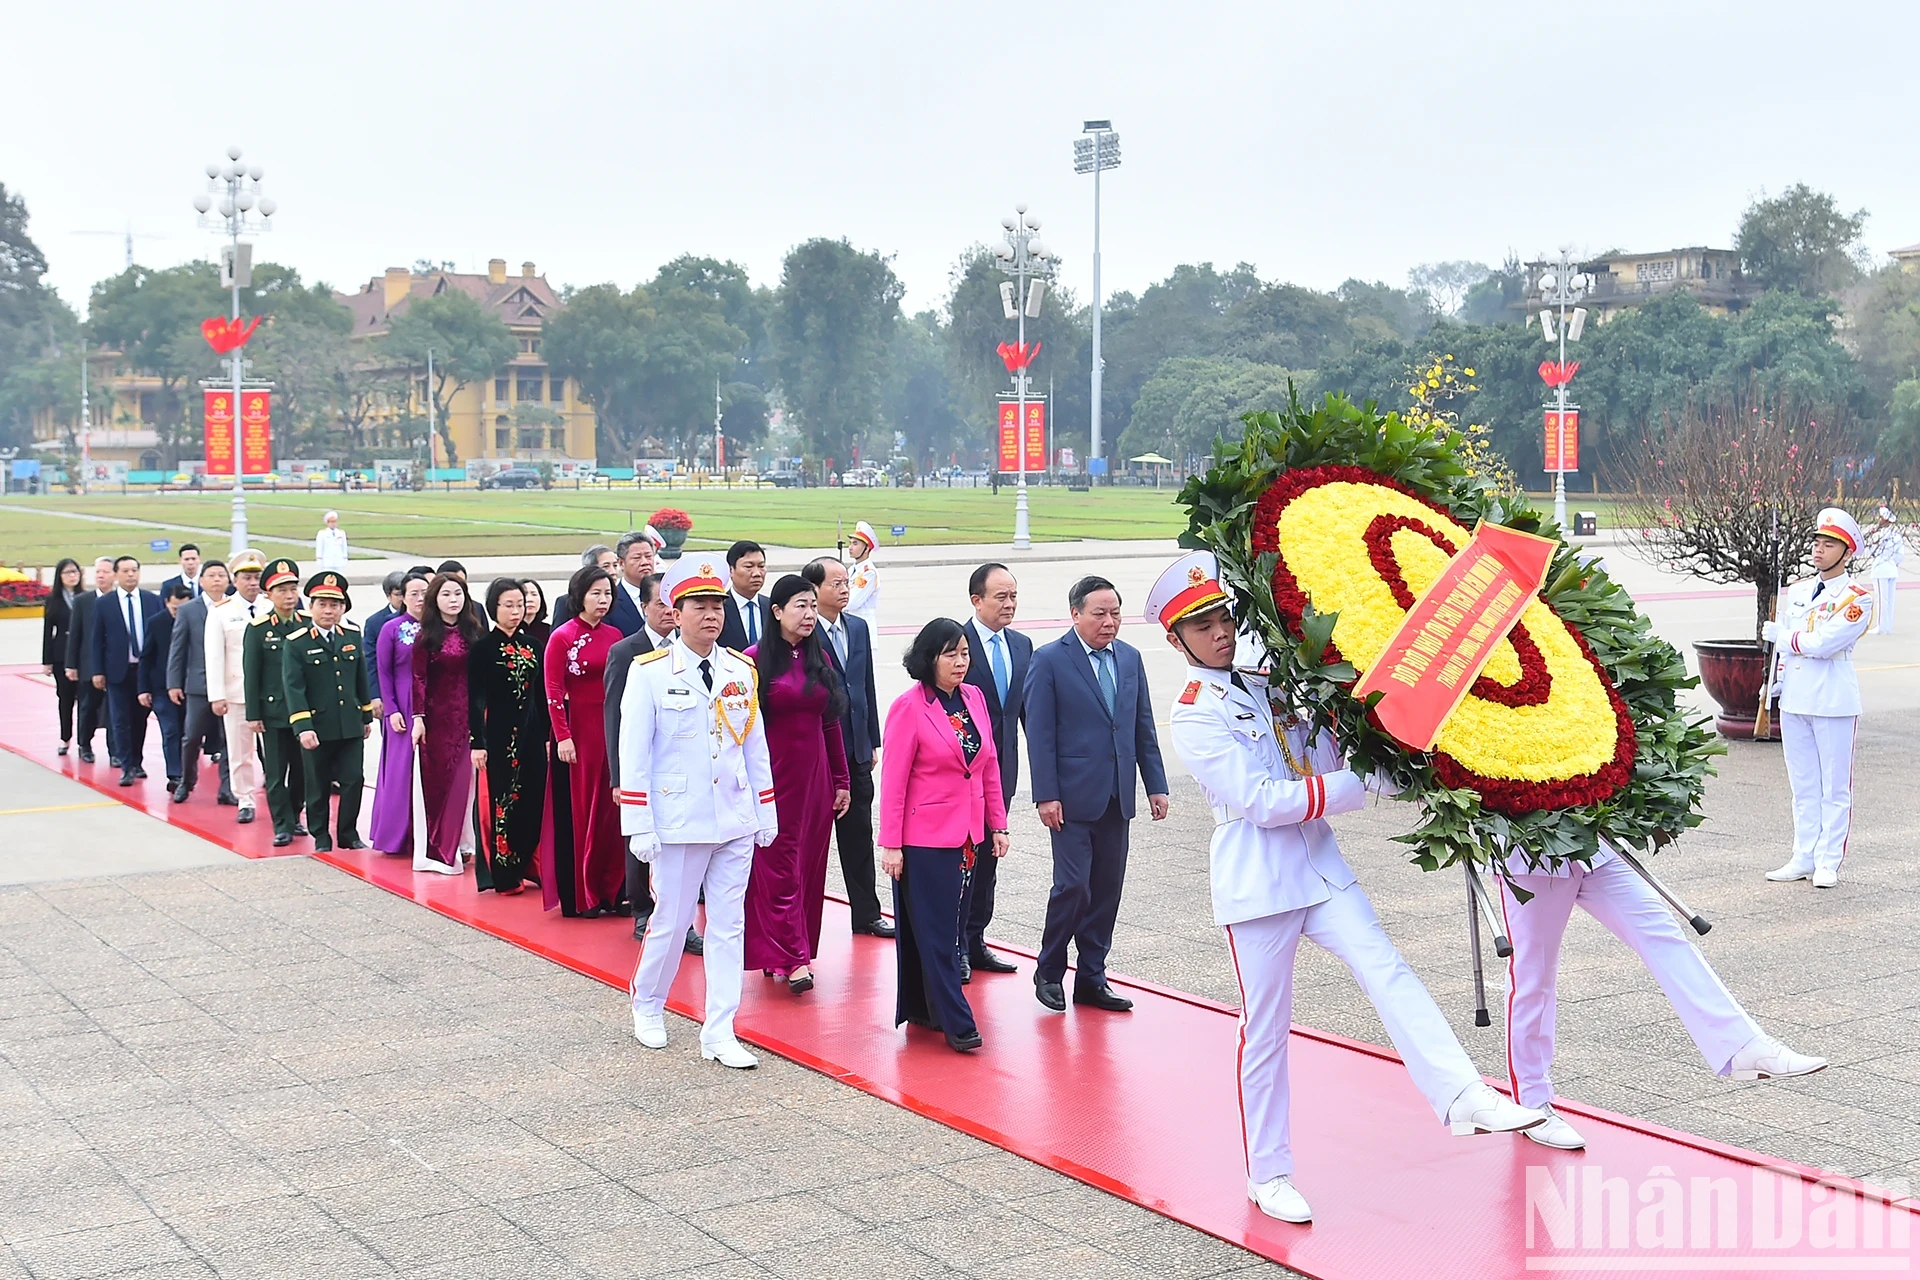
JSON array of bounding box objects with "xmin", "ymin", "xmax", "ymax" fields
[{"xmin": 1212, "ymin": 805, "xmax": 1237, "ymax": 825}]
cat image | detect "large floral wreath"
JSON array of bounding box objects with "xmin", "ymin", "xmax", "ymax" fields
[{"xmin": 1178, "ymin": 391, "xmax": 1722, "ymax": 873}]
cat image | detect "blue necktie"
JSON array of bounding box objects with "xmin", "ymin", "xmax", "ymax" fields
[
  {"xmin": 1093, "ymin": 647, "xmax": 1116, "ymax": 715},
  {"xmin": 745, "ymin": 600, "xmax": 758, "ymax": 646},
  {"xmin": 990, "ymin": 632, "xmax": 1009, "ymax": 703}
]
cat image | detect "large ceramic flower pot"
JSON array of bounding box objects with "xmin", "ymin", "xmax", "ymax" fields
[
  {"xmin": 1693, "ymin": 639, "xmax": 1774, "ymax": 740},
  {"xmin": 658, "ymin": 527, "xmax": 688, "ymax": 560}
]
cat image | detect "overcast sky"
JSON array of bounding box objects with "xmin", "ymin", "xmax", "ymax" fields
[{"xmin": 13, "ymin": 0, "xmax": 1915, "ymax": 319}]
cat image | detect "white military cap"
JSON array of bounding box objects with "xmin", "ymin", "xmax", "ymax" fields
[
  {"xmin": 1814, "ymin": 507, "xmax": 1864, "ymax": 554},
  {"xmin": 850, "ymin": 520, "xmax": 877, "ymax": 553},
  {"xmin": 660, "ymin": 555, "xmax": 729, "ymax": 607},
  {"xmin": 1145, "ymin": 549, "xmax": 1231, "ymax": 630}
]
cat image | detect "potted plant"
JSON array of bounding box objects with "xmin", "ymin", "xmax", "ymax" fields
[
  {"xmin": 1617, "ymin": 391, "xmax": 1865, "ymax": 739},
  {"xmin": 650, "ymin": 508, "xmax": 694, "ymax": 559},
  {"xmin": 0, "ymin": 569, "xmax": 51, "ymax": 619}
]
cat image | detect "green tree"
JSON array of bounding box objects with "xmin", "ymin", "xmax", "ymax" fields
[
  {"xmin": 1736, "ymin": 184, "xmax": 1869, "ymax": 298},
  {"xmin": 86, "ymin": 262, "xmax": 229, "ymax": 463},
  {"xmin": 544, "ymin": 283, "xmax": 655, "ymax": 464},
  {"xmin": 632, "ymin": 284, "xmax": 747, "ymax": 462},
  {"xmin": 1119, "ymin": 357, "xmax": 1291, "ymax": 464},
  {"xmin": 771, "ymin": 238, "xmax": 904, "ymax": 467},
  {"xmin": 1878, "ymin": 378, "xmax": 1920, "ymax": 468},
  {"xmin": 1846, "ymin": 266, "xmax": 1920, "ymax": 415},
  {"xmin": 0, "ymin": 183, "xmax": 81, "ymax": 449},
  {"xmin": 1459, "ymin": 254, "xmax": 1527, "ymax": 327},
  {"xmin": 884, "ymin": 310, "xmax": 964, "ymax": 466},
  {"xmin": 1407, "ymin": 261, "xmax": 1491, "ymax": 315},
  {"xmin": 381, "ymin": 290, "xmax": 516, "ymax": 465}
]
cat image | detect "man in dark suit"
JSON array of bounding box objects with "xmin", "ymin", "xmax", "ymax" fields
[
  {"xmin": 141, "ymin": 584, "xmax": 192, "ymax": 788},
  {"xmin": 66, "ymin": 557, "xmax": 116, "ymax": 765},
  {"xmin": 1024, "ymin": 574, "xmax": 1170, "ymax": 1014},
  {"xmin": 960, "ymin": 562, "xmax": 1032, "ymax": 974},
  {"xmin": 604, "ymin": 571, "xmax": 674, "ymax": 939},
  {"xmin": 91, "ymin": 555, "xmax": 165, "ymax": 786},
  {"xmin": 167, "ymin": 559, "xmax": 233, "ymax": 804},
  {"xmin": 605, "ymin": 528, "xmax": 661, "ymax": 638},
  {"xmin": 804, "ymin": 556, "xmax": 891, "ymax": 937},
  {"xmin": 359, "ymin": 571, "xmax": 408, "ymax": 708},
  {"xmin": 717, "ymin": 540, "xmax": 769, "ymax": 651},
  {"xmin": 552, "ymin": 545, "xmax": 616, "ymax": 627},
  {"xmin": 160, "ymin": 544, "xmax": 202, "ymax": 601}
]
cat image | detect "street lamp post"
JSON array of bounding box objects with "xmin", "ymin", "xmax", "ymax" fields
[
  {"xmin": 993, "ymin": 205, "xmax": 1056, "ymax": 550},
  {"xmin": 1073, "ymin": 121, "xmax": 1119, "ymax": 481},
  {"xmin": 191, "ymin": 145, "xmax": 276, "ymax": 557},
  {"xmin": 1535, "ymin": 247, "xmax": 1588, "ymax": 533}
]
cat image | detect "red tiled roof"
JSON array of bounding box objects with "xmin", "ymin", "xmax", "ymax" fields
[{"xmin": 334, "ymin": 268, "xmax": 564, "ymax": 336}]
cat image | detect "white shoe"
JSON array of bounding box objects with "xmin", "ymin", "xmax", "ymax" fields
[
  {"xmin": 632, "ymin": 1010, "xmax": 667, "ymax": 1049},
  {"xmin": 1521, "ymin": 1104, "xmax": 1586, "ymax": 1150},
  {"xmin": 1812, "ymin": 868, "xmax": 1839, "ymax": 889},
  {"xmin": 1729, "ymin": 1034, "xmax": 1827, "ymax": 1081},
  {"xmin": 701, "ymin": 1038, "xmax": 758, "ymax": 1070},
  {"xmin": 1448, "ymin": 1082, "xmax": 1547, "ymax": 1135},
  {"xmin": 1247, "ymin": 1175, "xmax": 1312, "ymax": 1223},
  {"xmin": 1765, "ymin": 859, "xmax": 1813, "ymax": 883}
]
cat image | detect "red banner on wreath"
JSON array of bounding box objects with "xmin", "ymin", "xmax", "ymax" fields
[
  {"xmin": 997, "ymin": 400, "xmax": 1046, "ymax": 473},
  {"xmin": 1352, "ymin": 522, "xmax": 1558, "ymax": 752},
  {"xmin": 204, "ymin": 390, "xmax": 236, "ymax": 476},
  {"xmin": 240, "ymin": 391, "xmax": 272, "ymax": 474},
  {"xmin": 1544, "ymin": 409, "xmax": 1579, "ymax": 473}
]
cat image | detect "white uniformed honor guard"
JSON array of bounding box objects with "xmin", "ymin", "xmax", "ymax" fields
[
  {"xmin": 845, "ymin": 520, "xmax": 880, "ymax": 635},
  {"xmin": 1151, "ymin": 551, "xmax": 1545, "ymax": 1226},
  {"xmin": 1498, "ymin": 838, "xmax": 1827, "ymax": 1151},
  {"xmin": 1763, "ymin": 507, "xmax": 1872, "ymax": 889},
  {"xmin": 1863, "ymin": 506, "xmax": 1905, "ymax": 634},
  {"xmin": 620, "ymin": 556, "xmax": 777, "ymax": 1069}
]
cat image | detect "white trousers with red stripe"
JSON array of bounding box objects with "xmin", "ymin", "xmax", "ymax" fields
[
  {"xmin": 630, "ymin": 836, "xmax": 753, "ymax": 1050},
  {"xmin": 1499, "ymin": 858, "xmax": 1759, "ymax": 1110},
  {"xmin": 1225, "ymin": 882, "xmax": 1481, "ymax": 1182},
  {"xmin": 1780, "ymin": 712, "xmax": 1856, "ymax": 876}
]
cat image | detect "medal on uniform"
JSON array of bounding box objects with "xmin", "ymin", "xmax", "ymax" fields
[{"xmin": 713, "ymin": 670, "xmax": 758, "ymax": 746}]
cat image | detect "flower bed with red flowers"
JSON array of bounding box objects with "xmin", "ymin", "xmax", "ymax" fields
[
  {"xmin": 0, "ymin": 579, "xmax": 51, "ymax": 607},
  {"xmin": 648, "ymin": 508, "xmax": 694, "ymax": 533},
  {"xmin": 1178, "ymin": 391, "xmax": 1720, "ymax": 875}
]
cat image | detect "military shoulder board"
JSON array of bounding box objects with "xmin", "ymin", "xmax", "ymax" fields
[
  {"xmin": 635, "ymin": 649, "xmax": 669, "ymax": 665},
  {"xmin": 1177, "ymin": 680, "xmax": 1201, "ymax": 705}
]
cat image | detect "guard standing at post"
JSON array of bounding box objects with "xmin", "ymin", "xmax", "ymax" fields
[
  {"xmin": 845, "ymin": 520, "xmax": 881, "ymax": 635},
  {"xmin": 1763, "ymin": 507, "xmax": 1872, "ymax": 888},
  {"xmin": 619, "ymin": 555, "xmax": 777, "ymax": 1070},
  {"xmin": 1150, "ymin": 550, "xmax": 1545, "ymax": 1225},
  {"xmin": 285, "ymin": 570, "xmax": 374, "ymax": 853},
  {"xmin": 244, "ymin": 557, "xmax": 310, "ymax": 847}
]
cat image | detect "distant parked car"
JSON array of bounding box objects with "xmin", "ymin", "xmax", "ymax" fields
[
  {"xmin": 482, "ymin": 467, "xmax": 543, "ymax": 490},
  {"xmin": 765, "ymin": 468, "xmax": 803, "ymax": 488}
]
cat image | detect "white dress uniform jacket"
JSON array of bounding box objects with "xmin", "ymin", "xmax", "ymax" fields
[
  {"xmin": 618, "ymin": 640, "xmax": 775, "ymax": 846},
  {"xmin": 202, "ymin": 592, "xmax": 264, "ymax": 803},
  {"xmin": 1169, "ymin": 664, "xmax": 1367, "ymax": 926},
  {"xmin": 1773, "ymin": 573, "xmax": 1872, "ymax": 717},
  {"xmin": 846, "ymin": 556, "xmax": 880, "ymax": 635}
]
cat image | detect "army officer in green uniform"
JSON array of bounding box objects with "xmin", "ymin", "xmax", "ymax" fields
[
  {"xmin": 243, "ymin": 557, "xmax": 309, "ymax": 846},
  {"xmin": 285, "ymin": 570, "xmax": 374, "ymax": 853}
]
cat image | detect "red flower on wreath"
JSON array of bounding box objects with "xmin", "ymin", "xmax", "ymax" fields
[{"xmin": 649, "ymin": 507, "xmax": 693, "ymax": 532}]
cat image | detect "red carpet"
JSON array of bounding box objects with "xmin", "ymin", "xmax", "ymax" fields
[{"xmin": 5, "ymin": 669, "xmax": 1913, "ymax": 1276}]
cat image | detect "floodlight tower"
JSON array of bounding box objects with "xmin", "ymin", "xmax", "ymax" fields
[{"xmin": 1074, "ymin": 121, "xmax": 1120, "ymax": 481}]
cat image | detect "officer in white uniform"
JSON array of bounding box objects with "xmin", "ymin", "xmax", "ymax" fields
[
  {"xmin": 1863, "ymin": 507, "xmax": 1905, "ymax": 634},
  {"xmin": 1150, "ymin": 551, "xmax": 1545, "ymax": 1226},
  {"xmin": 204, "ymin": 548, "xmax": 267, "ymax": 824},
  {"xmin": 620, "ymin": 555, "xmax": 777, "ymax": 1069},
  {"xmin": 1763, "ymin": 507, "xmax": 1872, "ymax": 889},
  {"xmin": 1498, "ymin": 838, "xmax": 1827, "ymax": 1151},
  {"xmin": 845, "ymin": 520, "xmax": 880, "ymax": 635}
]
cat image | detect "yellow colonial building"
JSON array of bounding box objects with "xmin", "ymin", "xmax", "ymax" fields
[
  {"xmin": 337, "ymin": 259, "xmax": 596, "ymax": 465},
  {"xmin": 1523, "ymin": 247, "xmax": 1760, "ymax": 325}
]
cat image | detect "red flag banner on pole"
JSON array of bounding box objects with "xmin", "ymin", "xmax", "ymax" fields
[
  {"xmin": 1352, "ymin": 522, "xmax": 1558, "ymax": 751},
  {"xmin": 1544, "ymin": 409, "xmax": 1579, "ymax": 473},
  {"xmin": 204, "ymin": 390, "xmax": 236, "ymax": 476},
  {"xmin": 997, "ymin": 400, "xmax": 1047, "ymax": 473},
  {"xmin": 240, "ymin": 391, "xmax": 272, "ymax": 475}
]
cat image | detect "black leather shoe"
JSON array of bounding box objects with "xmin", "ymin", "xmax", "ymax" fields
[
  {"xmin": 166, "ymin": 776, "xmax": 180, "ymax": 789},
  {"xmin": 339, "ymin": 837, "xmax": 368, "ymax": 851},
  {"xmin": 633, "ymin": 915, "xmax": 650, "ymax": 941},
  {"xmin": 1073, "ymin": 983, "xmax": 1134, "ymax": 1012},
  {"xmin": 110, "ymin": 756, "xmax": 122, "ymax": 769},
  {"xmin": 945, "ymin": 1029, "xmax": 983, "ymax": 1053},
  {"xmin": 291, "ymin": 824, "xmax": 309, "ymax": 838},
  {"xmin": 958, "ymin": 955, "xmax": 972, "ymax": 985},
  {"xmin": 311, "ymin": 835, "xmax": 333, "ymax": 853},
  {"xmin": 78, "ymin": 748, "xmax": 94, "ymax": 764},
  {"xmin": 272, "ymin": 832, "xmax": 292, "ymax": 848},
  {"xmin": 852, "ymin": 918, "xmax": 896, "ymax": 938},
  {"xmin": 971, "ymin": 948, "xmax": 1018, "ymax": 974},
  {"xmin": 216, "ymin": 791, "xmax": 239, "ymax": 806},
  {"xmin": 236, "ymin": 806, "xmax": 255, "ymax": 824},
  {"xmin": 1035, "ymin": 981, "xmax": 1067, "ymax": 1012},
  {"xmin": 57, "ymin": 744, "xmax": 69, "ymax": 756},
  {"xmin": 132, "ymin": 767, "xmax": 147, "ymax": 780},
  {"xmin": 208, "ymin": 752, "xmax": 222, "ymax": 763},
  {"xmin": 118, "ymin": 771, "xmax": 137, "ymax": 787},
  {"xmin": 684, "ymin": 928, "xmax": 704, "ymax": 956},
  {"xmin": 172, "ymin": 783, "xmax": 192, "ymax": 803}
]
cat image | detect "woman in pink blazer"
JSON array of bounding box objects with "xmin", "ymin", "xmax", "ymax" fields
[{"xmin": 879, "ymin": 618, "xmax": 1009, "ymax": 1052}]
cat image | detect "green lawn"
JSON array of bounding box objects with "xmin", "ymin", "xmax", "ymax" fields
[{"xmin": 0, "ymin": 484, "xmax": 1195, "ymax": 567}]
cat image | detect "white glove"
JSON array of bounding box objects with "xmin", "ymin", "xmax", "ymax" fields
[
  {"xmin": 755, "ymin": 826, "xmax": 778, "ymax": 848},
  {"xmin": 629, "ymin": 833, "xmax": 661, "ymax": 862},
  {"xmin": 1761, "ymin": 620, "xmax": 1780, "ymax": 645},
  {"xmin": 1365, "ymin": 767, "xmax": 1405, "ymax": 798}
]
